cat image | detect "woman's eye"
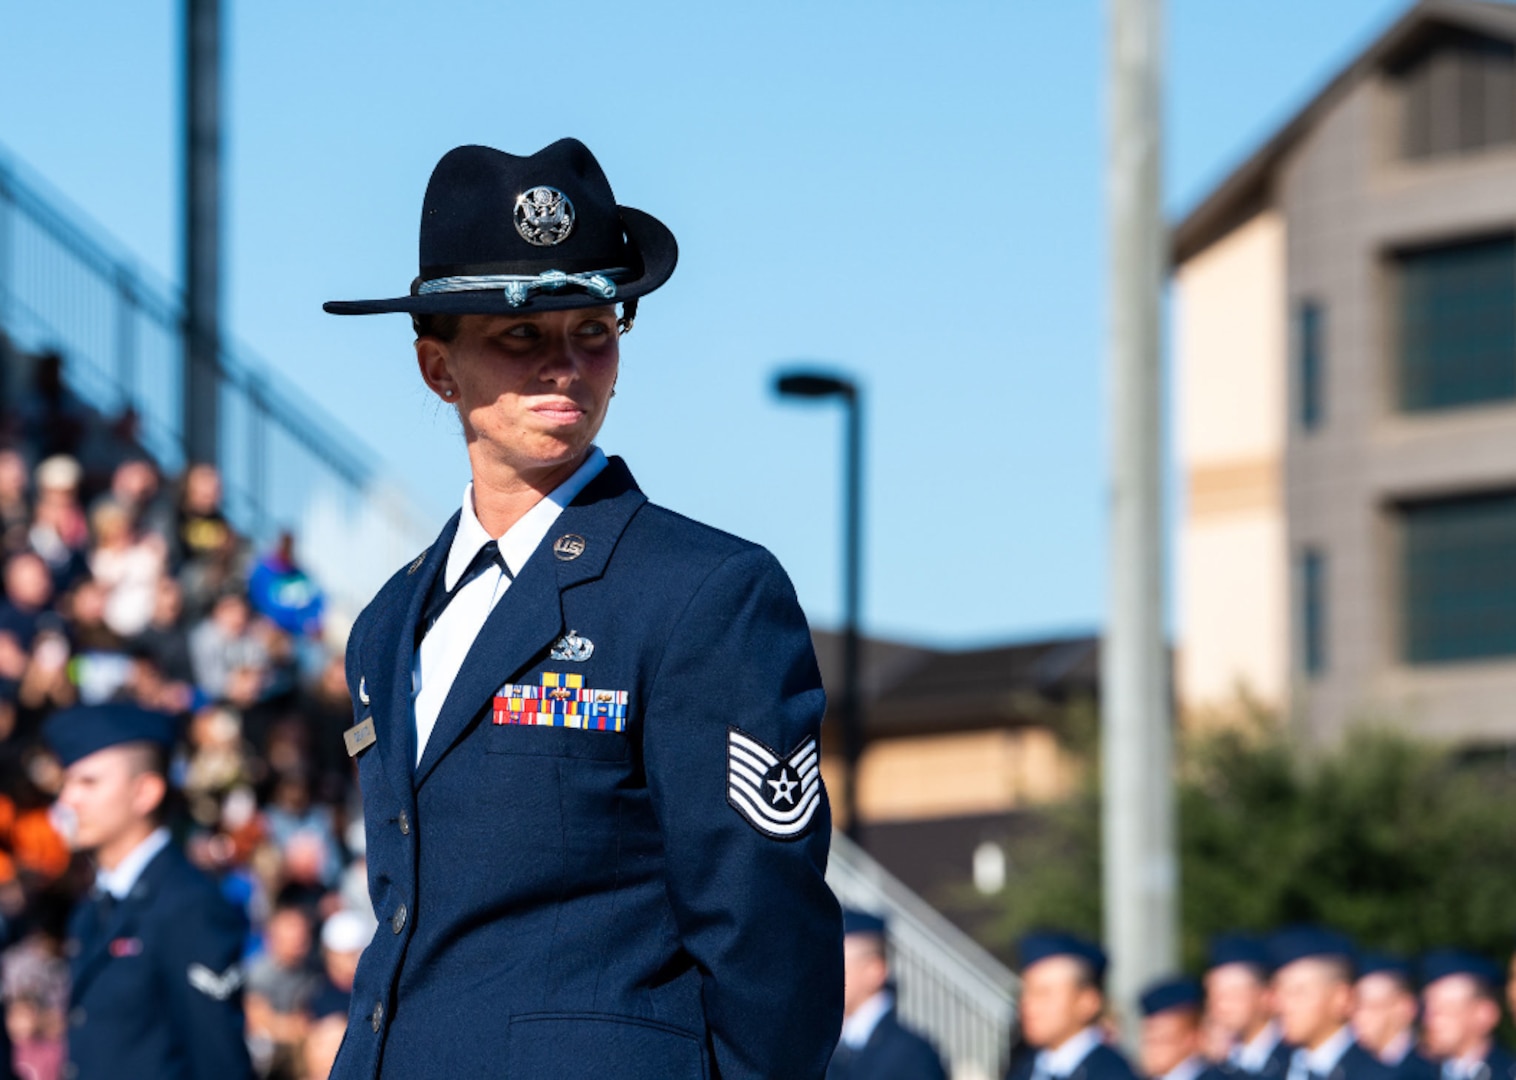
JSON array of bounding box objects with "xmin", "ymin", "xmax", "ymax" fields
[
  {"xmin": 502, "ymin": 324, "xmax": 538, "ymax": 339},
  {"xmin": 576, "ymin": 321, "xmax": 611, "ymax": 337}
]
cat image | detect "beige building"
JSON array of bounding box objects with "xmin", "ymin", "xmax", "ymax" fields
[{"xmin": 1177, "ymin": 0, "xmax": 1516, "ymax": 744}]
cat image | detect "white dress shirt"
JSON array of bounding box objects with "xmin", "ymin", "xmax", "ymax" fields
[
  {"xmin": 1165, "ymin": 1057, "xmax": 1211, "ymax": 1080},
  {"xmin": 96, "ymin": 827, "xmax": 171, "ymax": 899},
  {"xmin": 411, "ymin": 448, "xmax": 608, "ymax": 764},
  {"xmin": 1035, "ymin": 1025, "xmax": 1104, "ymax": 1079},
  {"xmin": 839, "ymin": 989, "xmax": 893, "ymax": 1050}
]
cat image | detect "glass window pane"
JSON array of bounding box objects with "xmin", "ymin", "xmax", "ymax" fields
[
  {"xmin": 1402, "ymin": 492, "xmax": 1516, "ymax": 663},
  {"xmin": 1397, "ymin": 236, "xmax": 1516, "ymax": 412}
]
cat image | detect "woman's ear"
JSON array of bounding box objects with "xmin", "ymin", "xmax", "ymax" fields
[{"xmin": 415, "ymin": 337, "xmax": 459, "ymax": 402}]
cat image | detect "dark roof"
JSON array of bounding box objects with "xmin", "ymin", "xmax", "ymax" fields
[
  {"xmin": 1172, "ymin": 0, "xmax": 1516, "ymax": 265},
  {"xmin": 811, "ymin": 630, "xmax": 1100, "ymax": 739}
]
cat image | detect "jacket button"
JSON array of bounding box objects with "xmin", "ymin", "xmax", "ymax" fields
[
  {"xmin": 371, "ymin": 1001, "xmax": 384, "ymax": 1033},
  {"xmin": 68, "ymin": 1007, "xmax": 86, "ymax": 1027},
  {"xmin": 392, "ymin": 903, "xmax": 407, "ymax": 934},
  {"xmin": 397, "ymin": 810, "xmax": 410, "ymax": 835}
]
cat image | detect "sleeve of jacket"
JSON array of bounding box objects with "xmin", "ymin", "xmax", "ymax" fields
[
  {"xmin": 642, "ymin": 545, "xmax": 844, "ymax": 1080},
  {"xmin": 158, "ymin": 886, "xmax": 254, "ymax": 1080}
]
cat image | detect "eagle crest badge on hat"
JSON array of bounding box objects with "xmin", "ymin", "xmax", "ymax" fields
[{"xmin": 515, "ymin": 186, "xmax": 575, "ymax": 246}]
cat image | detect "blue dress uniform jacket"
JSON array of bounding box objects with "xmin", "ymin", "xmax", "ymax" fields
[
  {"xmin": 827, "ymin": 1007, "xmax": 948, "ymax": 1080},
  {"xmin": 1222, "ymin": 1040, "xmax": 1294, "ymax": 1080},
  {"xmin": 1468, "ymin": 1045, "xmax": 1516, "ymax": 1080},
  {"xmin": 1322, "ymin": 1044, "xmax": 1398, "ymax": 1080},
  {"xmin": 64, "ymin": 844, "xmax": 251, "ymax": 1080},
  {"xmin": 1391, "ymin": 1051, "xmax": 1439, "ymax": 1080},
  {"xmin": 331, "ymin": 458, "xmax": 845, "ymax": 1080},
  {"xmin": 1007, "ymin": 1043, "xmax": 1140, "ymax": 1080}
]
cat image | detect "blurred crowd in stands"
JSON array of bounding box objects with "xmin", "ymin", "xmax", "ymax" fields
[{"xmin": 0, "ymin": 351, "xmax": 364, "ymax": 1080}]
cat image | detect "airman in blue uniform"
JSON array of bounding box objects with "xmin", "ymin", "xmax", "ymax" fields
[
  {"xmin": 1354, "ymin": 953, "xmax": 1437, "ymax": 1080},
  {"xmin": 1006, "ymin": 932, "xmax": 1138, "ymax": 1080},
  {"xmin": 828, "ymin": 909, "xmax": 948, "ymax": 1080},
  {"xmin": 1207, "ymin": 933, "xmax": 1292, "ymax": 1080},
  {"xmin": 43, "ymin": 703, "xmax": 252, "ymax": 1080},
  {"xmin": 1139, "ymin": 976, "xmax": 1228, "ymax": 1080},
  {"xmin": 1421, "ymin": 951, "xmax": 1515, "ymax": 1080},
  {"xmin": 1269, "ymin": 927, "xmax": 1392, "ymax": 1080},
  {"xmin": 322, "ymin": 138, "xmax": 843, "ymax": 1079}
]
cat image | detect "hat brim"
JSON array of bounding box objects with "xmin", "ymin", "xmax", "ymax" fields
[{"xmin": 323, "ymin": 206, "xmax": 676, "ymax": 316}]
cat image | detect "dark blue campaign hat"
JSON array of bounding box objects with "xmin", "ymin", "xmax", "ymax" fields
[
  {"xmin": 1209, "ymin": 933, "xmax": 1274, "ymax": 974},
  {"xmin": 43, "ymin": 703, "xmax": 176, "ymax": 768},
  {"xmin": 1421, "ymin": 949, "xmax": 1503, "ymax": 990},
  {"xmin": 1357, "ymin": 952, "xmax": 1415, "ymax": 985},
  {"xmin": 842, "ymin": 909, "xmax": 887, "ymax": 938},
  {"xmin": 1140, "ymin": 976, "xmax": 1205, "ymax": 1017},
  {"xmin": 1269, "ymin": 926, "xmax": 1357, "ymax": 973},
  {"xmin": 1018, "ymin": 930, "xmax": 1108, "ymax": 982},
  {"xmin": 325, "ymin": 138, "xmax": 678, "ymax": 318}
]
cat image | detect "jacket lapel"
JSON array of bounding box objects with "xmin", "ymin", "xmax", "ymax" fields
[
  {"xmin": 413, "ymin": 458, "xmax": 647, "ymax": 788},
  {"xmin": 362, "ymin": 513, "xmax": 457, "ymax": 804},
  {"xmin": 69, "ymin": 847, "xmax": 169, "ymax": 1003}
]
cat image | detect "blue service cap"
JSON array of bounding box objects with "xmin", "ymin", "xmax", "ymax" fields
[
  {"xmin": 1357, "ymin": 952, "xmax": 1414, "ymax": 984},
  {"xmin": 1018, "ymin": 930, "xmax": 1107, "ymax": 981},
  {"xmin": 1421, "ymin": 949, "xmax": 1503, "ymax": 990},
  {"xmin": 843, "ymin": 909, "xmax": 887, "ymax": 938},
  {"xmin": 1140, "ymin": 976, "xmax": 1205, "ymax": 1017},
  {"xmin": 1268, "ymin": 926, "xmax": 1357, "ymax": 973},
  {"xmin": 42, "ymin": 703, "xmax": 176, "ymax": 768},
  {"xmin": 1209, "ymin": 933, "xmax": 1273, "ymax": 974}
]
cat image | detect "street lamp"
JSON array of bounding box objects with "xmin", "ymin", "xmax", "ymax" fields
[{"xmin": 774, "ymin": 369, "xmax": 864, "ymax": 843}]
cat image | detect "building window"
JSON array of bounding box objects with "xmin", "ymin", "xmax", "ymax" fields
[
  {"xmin": 1300, "ymin": 548, "xmax": 1327, "ymax": 676},
  {"xmin": 1401, "ymin": 492, "xmax": 1516, "ymax": 664},
  {"xmin": 1395, "ymin": 26, "xmax": 1516, "ymax": 160},
  {"xmin": 1396, "ymin": 236, "xmax": 1516, "ymax": 412},
  {"xmin": 1297, "ymin": 300, "xmax": 1324, "ymax": 430}
]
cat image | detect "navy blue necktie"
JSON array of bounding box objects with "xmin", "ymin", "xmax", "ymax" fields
[{"xmin": 415, "ymin": 540, "xmax": 512, "ymax": 647}]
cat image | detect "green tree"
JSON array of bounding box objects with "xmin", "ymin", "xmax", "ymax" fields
[{"xmin": 988, "ymin": 711, "xmax": 1516, "ymax": 970}]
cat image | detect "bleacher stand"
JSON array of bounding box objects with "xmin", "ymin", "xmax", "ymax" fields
[{"xmin": 0, "ymin": 338, "xmax": 365, "ymax": 1080}]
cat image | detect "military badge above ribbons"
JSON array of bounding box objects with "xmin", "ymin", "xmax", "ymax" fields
[
  {"xmin": 494, "ymin": 672, "xmax": 628, "ymax": 731},
  {"xmin": 726, "ymin": 727, "xmax": 822, "ymax": 840}
]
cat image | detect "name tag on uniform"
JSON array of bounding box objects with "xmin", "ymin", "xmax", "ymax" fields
[{"xmin": 344, "ymin": 717, "xmax": 377, "ymax": 757}]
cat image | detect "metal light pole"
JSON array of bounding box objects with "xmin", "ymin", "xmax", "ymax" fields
[
  {"xmin": 183, "ymin": 0, "xmax": 222, "ymax": 466},
  {"xmin": 1102, "ymin": 0, "xmax": 1175, "ymax": 1043},
  {"xmin": 775, "ymin": 370, "xmax": 864, "ymax": 843}
]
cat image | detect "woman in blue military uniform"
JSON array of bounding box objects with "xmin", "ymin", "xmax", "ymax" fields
[{"xmin": 322, "ymin": 138, "xmax": 844, "ymax": 1079}]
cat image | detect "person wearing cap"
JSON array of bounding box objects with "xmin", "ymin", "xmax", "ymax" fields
[
  {"xmin": 1140, "ymin": 976, "xmax": 1227, "ymax": 1080},
  {"xmin": 828, "ymin": 909, "xmax": 948, "ymax": 1080},
  {"xmin": 1354, "ymin": 954, "xmax": 1436, "ymax": 1080},
  {"xmin": 1269, "ymin": 927, "xmax": 1392, "ymax": 1080},
  {"xmin": 1207, "ymin": 933, "xmax": 1292, "ymax": 1080},
  {"xmin": 322, "ymin": 138, "xmax": 842, "ymax": 1080},
  {"xmin": 1007, "ymin": 931, "xmax": 1138, "ymax": 1080},
  {"xmin": 44, "ymin": 703, "xmax": 251, "ymax": 1080},
  {"xmin": 1421, "ymin": 950, "xmax": 1516, "ymax": 1080}
]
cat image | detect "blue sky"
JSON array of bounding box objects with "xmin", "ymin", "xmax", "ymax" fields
[{"xmin": 0, "ymin": 0, "xmax": 1413, "ymax": 645}]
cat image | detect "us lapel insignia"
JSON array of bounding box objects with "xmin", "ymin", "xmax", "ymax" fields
[
  {"xmin": 358, "ymin": 676, "xmax": 370, "ymax": 705},
  {"xmin": 726, "ymin": 727, "xmax": 822, "ymax": 840},
  {"xmin": 553, "ymin": 534, "xmax": 586, "ymax": 561},
  {"xmin": 549, "ymin": 630, "xmax": 594, "ymax": 662},
  {"xmin": 344, "ymin": 717, "xmax": 377, "ymax": 757},
  {"xmin": 493, "ymin": 672, "xmax": 628, "ymax": 731}
]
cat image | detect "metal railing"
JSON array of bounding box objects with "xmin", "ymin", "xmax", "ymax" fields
[
  {"xmin": 828, "ymin": 829, "xmax": 1019, "ymax": 1080},
  {"xmin": 0, "ymin": 145, "xmax": 434, "ymax": 625}
]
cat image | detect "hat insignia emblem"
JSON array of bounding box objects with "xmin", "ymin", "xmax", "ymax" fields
[{"xmin": 515, "ymin": 186, "xmax": 575, "ymax": 246}]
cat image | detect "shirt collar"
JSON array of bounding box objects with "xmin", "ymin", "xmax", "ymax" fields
[
  {"xmin": 1234, "ymin": 1022, "xmax": 1284, "ymax": 1071},
  {"xmin": 1038, "ymin": 1026, "xmax": 1104, "ymax": 1077},
  {"xmin": 840, "ymin": 989, "xmax": 893, "ymax": 1050},
  {"xmin": 1300, "ymin": 1026, "xmax": 1356, "ymax": 1076},
  {"xmin": 1165, "ymin": 1057, "xmax": 1209, "ymax": 1080},
  {"xmin": 95, "ymin": 827, "xmax": 170, "ymax": 900},
  {"xmin": 446, "ymin": 447, "xmax": 608, "ymax": 591},
  {"xmin": 1379, "ymin": 1031, "xmax": 1414, "ymax": 1067}
]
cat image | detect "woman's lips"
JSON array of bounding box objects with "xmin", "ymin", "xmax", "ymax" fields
[{"xmin": 531, "ymin": 401, "xmax": 587, "ymax": 425}]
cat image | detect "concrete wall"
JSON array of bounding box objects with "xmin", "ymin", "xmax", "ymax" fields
[{"xmin": 1175, "ymin": 210, "xmax": 1289, "ymax": 716}]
